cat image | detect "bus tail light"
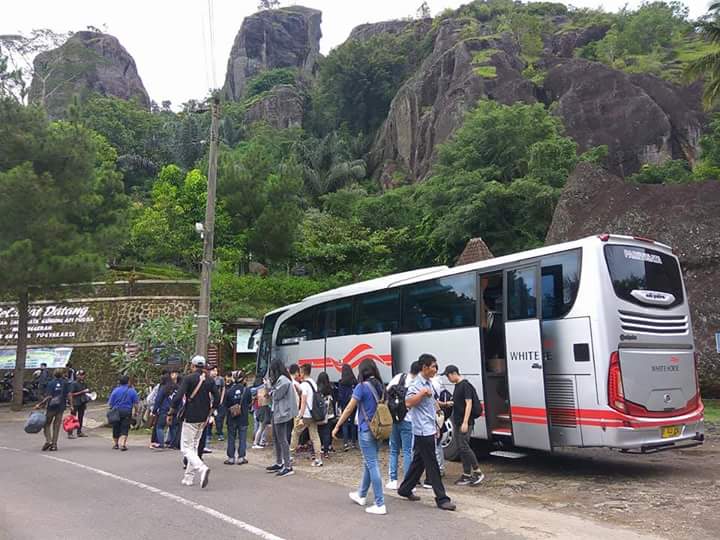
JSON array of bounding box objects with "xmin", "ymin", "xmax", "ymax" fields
[{"xmin": 608, "ymin": 351, "xmax": 627, "ymax": 413}]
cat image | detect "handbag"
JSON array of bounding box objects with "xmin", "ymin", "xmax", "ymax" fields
[
  {"xmin": 24, "ymin": 410, "xmax": 46, "ymax": 434},
  {"xmin": 107, "ymin": 387, "xmax": 130, "ymax": 424},
  {"xmin": 229, "ymin": 404, "xmax": 242, "ymax": 417}
]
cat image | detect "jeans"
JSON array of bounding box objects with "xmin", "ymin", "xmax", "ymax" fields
[
  {"xmin": 342, "ymin": 421, "xmax": 357, "ymax": 445},
  {"xmin": 453, "ymin": 419, "xmax": 479, "ymax": 475},
  {"xmin": 358, "ymin": 429, "xmax": 384, "ymax": 507},
  {"xmin": 318, "ymin": 422, "xmax": 333, "ymax": 451},
  {"xmin": 181, "ymin": 421, "xmax": 208, "ymax": 483},
  {"xmin": 272, "ymin": 420, "xmax": 291, "ymax": 468},
  {"xmin": 398, "ymin": 434, "xmax": 450, "ymax": 506},
  {"xmin": 389, "ymin": 420, "xmax": 413, "ymax": 481},
  {"xmin": 213, "ymin": 405, "xmax": 226, "ymax": 438},
  {"xmin": 226, "ymin": 417, "xmax": 248, "ymax": 459},
  {"xmin": 156, "ymin": 410, "xmax": 176, "ymax": 447}
]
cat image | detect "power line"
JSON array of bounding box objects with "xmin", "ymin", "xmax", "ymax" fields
[
  {"xmin": 207, "ymin": 0, "xmax": 217, "ymax": 89},
  {"xmin": 199, "ymin": 6, "xmax": 211, "ymax": 92}
]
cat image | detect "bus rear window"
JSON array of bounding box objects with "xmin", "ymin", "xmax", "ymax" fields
[{"xmin": 603, "ymin": 245, "xmax": 683, "ymax": 308}]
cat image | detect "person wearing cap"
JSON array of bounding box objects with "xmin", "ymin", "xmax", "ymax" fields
[
  {"xmin": 442, "ymin": 365, "xmax": 484, "ymax": 486},
  {"xmin": 168, "ymin": 355, "xmax": 219, "ymax": 488},
  {"xmin": 68, "ymin": 369, "xmax": 91, "ymax": 438}
]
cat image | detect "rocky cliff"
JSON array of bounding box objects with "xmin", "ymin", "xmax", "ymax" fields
[
  {"xmin": 546, "ymin": 162, "xmax": 720, "ymax": 396},
  {"xmin": 223, "ymin": 6, "xmax": 321, "ymax": 101},
  {"xmin": 28, "ymin": 31, "xmax": 149, "ymax": 119},
  {"xmin": 244, "ymin": 84, "xmax": 304, "ymax": 129}
]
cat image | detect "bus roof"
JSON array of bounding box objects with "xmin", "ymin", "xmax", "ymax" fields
[{"xmin": 263, "ymin": 303, "xmax": 299, "ymax": 318}]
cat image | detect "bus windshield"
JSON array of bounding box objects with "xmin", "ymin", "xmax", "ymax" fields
[
  {"xmin": 256, "ymin": 311, "xmax": 284, "ymax": 377},
  {"xmin": 604, "ymin": 245, "xmax": 684, "ymax": 308}
]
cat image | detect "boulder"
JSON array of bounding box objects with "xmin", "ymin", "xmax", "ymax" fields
[
  {"xmin": 546, "ymin": 162, "xmax": 720, "ymax": 396},
  {"xmin": 544, "ymin": 58, "xmax": 705, "ymax": 177},
  {"xmin": 548, "ymin": 25, "xmax": 609, "ymax": 58},
  {"xmin": 243, "ymin": 84, "xmax": 304, "ymax": 129},
  {"xmin": 347, "ymin": 19, "xmax": 431, "ymax": 42},
  {"xmin": 370, "ymin": 20, "xmax": 535, "ymax": 182},
  {"xmin": 28, "ymin": 31, "xmax": 149, "ymax": 119},
  {"xmin": 223, "ymin": 6, "xmax": 321, "ymax": 101}
]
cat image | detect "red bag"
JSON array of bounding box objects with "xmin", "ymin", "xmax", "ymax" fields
[{"xmin": 63, "ymin": 414, "xmax": 80, "ymax": 433}]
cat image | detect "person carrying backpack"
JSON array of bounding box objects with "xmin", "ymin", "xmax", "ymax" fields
[
  {"xmin": 441, "ymin": 365, "xmax": 484, "ymax": 486},
  {"xmin": 333, "ymin": 359, "xmax": 388, "ymax": 515},
  {"xmin": 385, "ymin": 360, "xmax": 420, "ymax": 490},
  {"xmin": 289, "ymin": 364, "xmax": 324, "ymax": 467},
  {"xmin": 224, "ymin": 371, "xmax": 252, "ymax": 465}
]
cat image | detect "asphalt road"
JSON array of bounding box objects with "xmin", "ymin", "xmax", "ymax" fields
[{"xmin": 0, "ymin": 419, "xmax": 522, "ymax": 540}]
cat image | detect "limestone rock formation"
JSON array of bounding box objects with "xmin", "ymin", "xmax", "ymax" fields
[
  {"xmin": 548, "ymin": 25, "xmax": 609, "ymax": 58},
  {"xmin": 347, "ymin": 19, "xmax": 431, "ymax": 42},
  {"xmin": 546, "ymin": 162, "xmax": 720, "ymax": 395},
  {"xmin": 243, "ymin": 84, "xmax": 304, "ymax": 129},
  {"xmin": 223, "ymin": 6, "xmax": 321, "ymax": 101},
  {"xmin": 543, "ymin": 59, "xmax": 705, "ymax": 177},
  {"xmin": 28, "ymin": 31, "xmax": 149, "ymax": 119},
  {"xmin": 370, "ymin": 19, "xmax": 535, "ymax": 182}
]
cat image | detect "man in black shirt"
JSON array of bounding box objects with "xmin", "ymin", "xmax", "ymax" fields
[
  {"xmin": 168, "ymin": 356, "xmax": 219, "ymax": 488},
  {"xmin": 68, "ymin": 370, "xmax": 91, "ymax": 438},
  {"xmin": 442, "ymin": 365, "xmax": 484, "ymax": 486}
]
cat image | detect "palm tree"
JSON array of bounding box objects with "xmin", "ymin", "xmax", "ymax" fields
[{"xmin": 687, "ymin": 2, "xmax": 720, "ymax": 109}]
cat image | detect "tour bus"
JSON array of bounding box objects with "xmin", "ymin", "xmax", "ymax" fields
[{"xmin": 254, "ymin": 235, "xmax": 704, "ymax": 456}]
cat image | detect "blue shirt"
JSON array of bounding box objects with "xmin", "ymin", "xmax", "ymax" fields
[
  {"xmin": 108, "ymin": 385, "xmax": 139, "ymax": 411},
  {"xmin": 45, "ymin": 379, "xmax": 70, "ymax": 411},
  {"xmin": 407, "ymin": 374, "xmax": 438, "ymax": 436},
  {"xmin": 353, "ymin": 380, "xmax": 383, "ymax": 432}
]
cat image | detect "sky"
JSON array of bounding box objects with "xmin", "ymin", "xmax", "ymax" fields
[{"xmin": 1, "ymin": 0, "xmax": 712, "ymax": 106}]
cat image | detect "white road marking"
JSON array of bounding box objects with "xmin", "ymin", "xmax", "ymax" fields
[{"xmin": 0, "ymin": 446, "xmax": 285, "ymax": 540}]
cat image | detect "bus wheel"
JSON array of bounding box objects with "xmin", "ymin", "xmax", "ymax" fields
[{"xmin": 441, "ymin": 418, "xmax": 461, "ymax": 462}]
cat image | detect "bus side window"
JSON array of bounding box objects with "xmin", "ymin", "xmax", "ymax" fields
[
  {"xmin": 354, "ymin": 291, "xmax": 400, "ymax": 335},
  {"xmin": 540, "ymin": 250, "xmax": 581, "ymax": 319},
  {"xmin": 507, "ymin": 268, "xmax": 537, "ymax": 320}
]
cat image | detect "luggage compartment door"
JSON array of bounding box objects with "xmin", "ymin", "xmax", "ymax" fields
[{"xmin": 505, "ymin": 264, "xmax": 551, "ymax": 451}]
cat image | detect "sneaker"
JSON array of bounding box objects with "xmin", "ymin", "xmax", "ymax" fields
[
  {"xmin": 312, "ymin": 459, "xmax": 323, "ymax": 467},
  {"xmin": 217, "ymin": 435, "xmax": 225, "ymax": 441},
  {"xmin": 67, "ymin": 433, "xmax": 76, "ymax": 439},
  {"xmin": 438, "ymin": 501, "xmax": 456, "ymax": 511},
  {"xmin": 276, "ymin": 467, "xmax": 294, "ymax": 477},
  {"xmin": 200, "ymin": 467, "xmax": 210, "ymax": 489},
  {"xmin": 203, "ymin": 448, "xmax": 213, "ymax": 454},
  {"xmin": 41, "ymin": 443, "xmax": 51, "ymax": 451},
  {"xmin": 471, "ymin": 472, "xmax": 485, "ymax": 485},
  {"xmin": 49, "ymin": 445, "xmax": 58, "ymax": 451},
  {"xmin": 343, "ymin": 443, "xmax": 350, "ymax": 452},
  {"xmin": 266, "ymin": 463, "xmax": 282, "ymax": 473},
  {"xmin": 455, "ymin": 475, "xmax": 473, "ymax": 486},
  {"xmin": 365, "ymin": 504, "xmax": 387, "ymax": 515},
  {"xmin": 251, "ymin": 444, "xmax": 264, "ymax": 449},
  {"xmin": 237, "ymin": 458, "xmax": 248, "ymax": 465},
  {"xmin": 385, "ymin": 480, "xmax": 398, "ymax": 490},
  {"xmin": 349, "ymin": 492, "xmax": 366, "ymax": 506},
  {"xmin": 224, "ymin": 458, "xmax": 235, "ymax": 465},
  {"xmin": 77, "ymin": 432, "xmax": 88, "ymax": 438},
  {"xmin": 181, "ymin": 478, "xmax": 193, "ymax": 486}
]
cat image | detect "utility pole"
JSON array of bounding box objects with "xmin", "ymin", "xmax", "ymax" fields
[{"xmin": 195, "ymin": 95, "xmax": 221, "ymax": 358}]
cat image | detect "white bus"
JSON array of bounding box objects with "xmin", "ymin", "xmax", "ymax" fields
[{"xmin": 254, "ymin": 235, "xmax": 705, "ymax": 455}]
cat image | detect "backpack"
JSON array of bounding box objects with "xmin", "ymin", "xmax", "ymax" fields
[
  {"xmin": 359, "ymin": 381, "xmax": 393, "ymax": 441},
  {"xmin": 387, "ymin": 373, "xmax": 408, "ymax": 423},
  {"xmin": 468, "ymin": 382, "xmax": 483, "ymax": 420},
  {"xmin": 306, "ymin": 380, "xmax": 327, "ymax": 422}
]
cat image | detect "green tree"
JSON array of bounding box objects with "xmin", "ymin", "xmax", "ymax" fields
[
  {"xmin": 0, "ymin": 98, "xmax": 128, "ymax": 409},
  {"xmin": 628, "ymin": 159, "xmax": 695, "ymax": 184},
  {"xmin": 686, "ymin": 2, "xmax": 720, "ymax": 109},
  {"xmin": 245, "ymin": 67, "xmax": 297, "ymax": 99}
]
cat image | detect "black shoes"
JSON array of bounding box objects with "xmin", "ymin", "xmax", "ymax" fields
[
  {"xmin": 438, "ymin": 501, "xmax": 456, "ymax": 511},
  {"xmin": 399, "ymin": 492, "xmax": 421, "ymax": 501},
  {"xmin": 266, "ymin": 463, "xmax": 282, "ymax": 472}
]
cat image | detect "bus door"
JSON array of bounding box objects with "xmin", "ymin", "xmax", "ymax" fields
[{"xmin": 504, "ymin": 264, "xmax": 551, "ymax": 451}]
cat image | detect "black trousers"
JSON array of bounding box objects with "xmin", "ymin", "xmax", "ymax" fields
[
  {"xmin": 453, "ymin": 419, "xmax": 479, "ymax": 475},
  {"xmin": 398, "ymin": 434, "xmax": 450, "ymax": 506},
  {"xmin": 76, "ymin": 403, "xmax": 87, "ymax": 433}
]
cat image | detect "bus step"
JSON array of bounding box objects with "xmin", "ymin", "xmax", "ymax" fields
[
  {"xmin": 491, "ymin": 428, "xmax": 512, "ymax": 436},
  {"xmin": 490, "ymin": 450, "xmax": 527, "ymax": 459},
  {"xmin": 496, "ymin": 414, "xmax": 511, "ymax": 421}
]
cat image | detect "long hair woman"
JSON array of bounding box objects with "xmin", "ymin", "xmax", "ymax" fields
[
  {"xmin": 265, "ymin": 361, "xmax": 297, "ymax": 477},
  {"xmin": 153, "ymin": 372, "xmax": 178, "ymax": 448},
  {"xmin": 316, "ymin": 371, "xmax": 336, "ymax": 456},
  {"xmin": 337, "ymin": 364, "xmax": 358, "ymax": 450},
  {"xmin": 333, "ymin": 359, "xmax": 386, "ymax": 515}
]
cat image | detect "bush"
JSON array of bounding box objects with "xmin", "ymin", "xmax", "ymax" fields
[
  {"xmin": 628, "ymin": 160, "xmax": 694, "ymax": 184},
  {"xmin": 245, "ymin": 68, "xmax": 298, "ymax": 99}
]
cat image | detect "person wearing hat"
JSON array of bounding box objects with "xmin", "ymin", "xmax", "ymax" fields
[
  {"xmin": 68, "ymin": 370, "xmax": 91, "ymax": 438},
  {"xmin": 168, "ymin": 355, "xmax": 219, "ymax": 488},
  {"xmin": 441, "ymin": 365, "xmax": 484, "ymax": 486}
]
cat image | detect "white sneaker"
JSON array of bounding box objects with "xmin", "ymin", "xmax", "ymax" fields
[
  {"xmin": 251, "ymin": 444, "xmax": 263, "ymax": 449},
  {"xmin": 312, "ymin": 459, "xmax": 323, "ymax": 467},
  {"xmin": 349, "ymin": 492, "xmax": 367, "ymax": 506},
  {"xmin": 365, "ymin": 504, "xmax": 387, "ymax": 515},
  {"xmin": 385, "ymin": 480, "xmax": 398, "ymax": 490},
  {"xmin": 181, "ymin": 478, "xmax": 193, "ymax": 486}
]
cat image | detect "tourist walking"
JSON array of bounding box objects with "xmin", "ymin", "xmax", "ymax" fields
[
  {"xmin": 224, "ymin": 372, "xmax": 252, "ymax": 465},
  {"xmin": 333, "ymin": 359, "xmax": 387, "ymax": 515},
  {"xmin": 397, "ymin": 354, "xmax": 455, "ymax": 511},
  {"xmin": 107, "ymin": 375, "xmax": 139, "ymax": 451},
  {"xmin": 316, "ymin": 371, "xmax": 336, "ymax": 457},
  {"xmin": 68, "ymin": 369, "xmax": 91, "ymax": 438},
  {"xmin": 337, "ymin": 364, "xmax": 357, "ymax": 450},
  {"xmin": 35, "ymin": 369, "xmax": 71, "ymax": 451},
  {"xmin": 153, "ymin": 372, "xmax": 179, "ymax": 448},
  {"xmin": 168, "ymin": 356, "xmax": 219, "ymax": 488},
  {"xmin": 442, "ymin": 365, "xmax": 484, "ymax": 485},
  {"xmin": 252, "ymin": 383, "xmax": 271, "ymax": 448},
  {"xmin": 208, "ymin": 367, "xmax": 226, "ymax": 442},
  {"xmin": 290, "ymin": 364, "xmax": 323, "ymax": 467},
  {"xmin": 265, "ymin": 360, "xmax": 297, "ymax": 477},
  {"xmin": 385, "ymin": 361, "xmax": 419, "ymax": 489}
]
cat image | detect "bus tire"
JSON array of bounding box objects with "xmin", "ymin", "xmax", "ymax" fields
[{"xmin": 441, "ymin": 418, "xmax": 461, "ymax": 462}]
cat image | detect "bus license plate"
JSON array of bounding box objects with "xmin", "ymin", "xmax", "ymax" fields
[{"xmin": 661, "ymin": 425, "xmax": 681, "ymax": 438}]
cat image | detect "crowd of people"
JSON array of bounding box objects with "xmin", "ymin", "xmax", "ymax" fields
[{"xmin": 31, "ymin": 352, "xmax": 486, "ymax": 515}]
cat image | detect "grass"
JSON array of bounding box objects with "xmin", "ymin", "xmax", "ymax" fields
[
  {"xmin": 472, "ymin": 49, "xmax": 499, "ymax": 79},
  {"xmin": 704, "ymin": 399, "xmax": 720, "ymax": 424}
]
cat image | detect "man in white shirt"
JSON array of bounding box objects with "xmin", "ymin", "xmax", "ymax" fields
[
  {"xmin": 385, "ymin": 361, "xmax": 420, "ymax": 489},
  {"xmin": 289, "ymin": 363, "xmax": 323, "ymax": 467}
]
